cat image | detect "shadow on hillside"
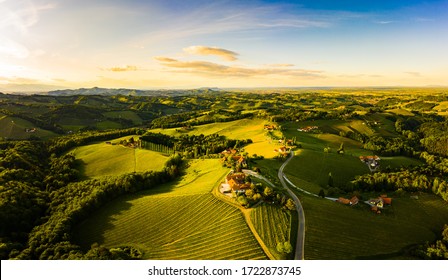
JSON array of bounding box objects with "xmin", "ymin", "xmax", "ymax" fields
[
  {"xmin": 72, "ymin": 169, "xmax": 188, "ymax": 251},
  {"xmin": 74, "ymin": 159, "xmax": 88, "ymax": 180}
]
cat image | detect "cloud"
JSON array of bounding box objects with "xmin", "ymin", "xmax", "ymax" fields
[
  {"xmin": 404, "ymin": 71, "xmax": 422, "ymax": 77},
  {"xmin": 374, "ymin": 20, "xmax": 395, "ymax": 24},
  {"xmin": 154, "ymin": 57, "xmax": 323, "ymax": 79},
  {"xmin": 104, "ymin": 65, "xmax": 139, "ymax": 72},
  {"xmin": 183, "ymin": 46, "xmax": 239, "ymax": 61},
  {"xmin": 267, "ymin": 63, "xmax": 295, "ymax": 67}
]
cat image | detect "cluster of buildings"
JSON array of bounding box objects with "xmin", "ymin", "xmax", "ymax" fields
[
  {"xmin": 367, "ymin": 195, "xmax": 392, "ymax": 214},
  {"xmin": 264, "ymin": 124, "xmax": 277, "ymax": 131},
  {"xmin": 336, "ymin": 194, "xmax": 392, "ymax": 214},
  {"xmin": 359, "ymin": 155, "xmax": 381, "ymax": 172},
  {"xmin": 25, "ymin": 128, "xmax": 37, "ymax": 133},
  {"xmin": 220, "ymin": 172, "xmax": 251, "ymax": 195},
  {"xmin": 336, "ymin": 196, "xmax": 359, "ymax": 206},
  {"xmin": 274, "ymin": 146, "xmax": 290, "ymax": 156}
]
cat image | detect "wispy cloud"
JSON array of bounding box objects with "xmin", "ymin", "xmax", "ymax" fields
[
  {"xmin": 154, "ymin": 57, "xmax": 323, "ymax": 78},
  {"xmin": 183, "ymin": 46, "xmax": 239, "ymax": 61},
  {"xmin": 104, "ymin": 65, "xmax": 139, "ymax": 72},
  {"xmin": 374, "ymin": 20, "xmax": 395, "ymax": 24},
  {"xmin": 404, "ymin": 71, "xmax": 422, "ymax": 77},
  {"xmin": 0, "ymin": 0, "xmax": 56, "ymax": 34},
  {"xmin": 267, "ymin": 63, "xmax": 295, "ymax": 67}
]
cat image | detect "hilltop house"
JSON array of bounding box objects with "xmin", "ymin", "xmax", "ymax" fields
[
  {"xmin": 225, "ymin": 172, "xmax": 251, "ymax": 194},
  {"xmin": 336, "ymin": 196, "xmax": 359, "ymax": 206},
  {"xmin": 264, "ymin": 124, "xmax": 276, "ymax": 131},
  {"xmin": 274, "ymin": 146, "xmax": 290, "ymax": 156},
  {"xmin": 367, "ymin": 195, "xmax": 392, "ymax": 213},
  {"xmin": 360, "ymin": 155, "xmax": 381, "ymax": 172},
  {"xmin": 221, "ymin": 148, "xmax": 237, "ymax": 156}
]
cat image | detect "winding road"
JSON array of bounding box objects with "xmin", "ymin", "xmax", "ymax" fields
[
  {"xmin": 244, "ymin": 151, "xmax": 305, "ymax": 259},
  {"xmin": 278, "ymin": 151, "xmax": 305, "ymax": 260}
]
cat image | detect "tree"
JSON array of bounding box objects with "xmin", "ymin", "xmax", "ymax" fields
[
  {"xmin": 328, "ymin": 172, "xmax": 334, "ymax": 188},
  {"xmin": 283, "ymin": 241, "xmax": 293, "ymax": 254},
  {"xmin": 263, "ymin": 186, "xmax": 273, "ymax": 198},
  {"xmin": 337, "ymin": 142, "xmax": 344, "ymax": 154},
  {"xmin": 285, "ymin": 198, "xmax": 295, "ymax": 210},
  {"xmin": 318, "ymin": 189, "xmax": 325, "ymax": 198}
]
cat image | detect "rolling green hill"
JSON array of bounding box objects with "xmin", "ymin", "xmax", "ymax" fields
[
  {"xmin": 0, "ymin": 115, "xmax": 58, "ymax": 140},
  {"xmin": 73, "ymin": 159, "xmax": 268, "ymax": 259},
  {"xmin": 73, "ymin": 136, "xmax": 169, "ymax": 178}
]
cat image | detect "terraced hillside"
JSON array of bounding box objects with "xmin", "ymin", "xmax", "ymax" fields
[{"xmin": 73, "ymin": 159, "xmax": 267, "ymax": 260}]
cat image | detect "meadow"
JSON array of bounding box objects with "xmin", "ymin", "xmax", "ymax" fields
[
  {"xmin": 296, "ymin": 193, "xmax": 448, "ymax": 259},
  {"xmin": 73, "ymin": 136, "xmax": 169, "ymax": 178},
  {"xmin": 0, "ymin": 114, "xmax": 58, "ymax": 140},
  {"xmin": 73, "ymin": 159, "xmax": 268, "ymax": 260}
]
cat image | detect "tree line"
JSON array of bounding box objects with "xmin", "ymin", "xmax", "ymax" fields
[{"xmin": 0, "ymin": 134, "xmax": 184, "ymax": 259}]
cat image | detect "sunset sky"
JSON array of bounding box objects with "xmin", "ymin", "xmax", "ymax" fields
[{"xmin": 0, "ymin": 0, "xmax": 447, "ymax": 91}]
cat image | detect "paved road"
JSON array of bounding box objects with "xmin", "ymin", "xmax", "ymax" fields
[{"xmin": 278, "ymin": 151, "xmax": 305, "ymax": 260}]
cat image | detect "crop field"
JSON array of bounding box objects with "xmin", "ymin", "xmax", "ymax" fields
[
  {"xmin": 73, "ymin": 137, "xmax": 169, "ymax": 178},
  {"xmin": 250, "ymin": 203, "xmax": 293, "ymax": 259},
  {"xmin": 0, "ymin": 115, "xmax": 58, "ymax": 140},
  {"xmin": 73, "ymin": 159, "xmax": 268, "ymax": 260},
  {"xmin": 297, "ymin": 193, "xmax": 448, "ymax": 259}
]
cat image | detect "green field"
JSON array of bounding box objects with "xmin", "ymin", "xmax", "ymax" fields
[
  {"xmin": 73, "ymin": 159, "xmax": 268, "ymax": 260},
  {"xmin": 283, "ymin": 150, "xmax": 422, "ymax": 194},
  {"xmin": 73, "ymin": 137, "xmax": 169, "ymax": 178},
  {"xmin": 297, "ymin": 193, "xmax": 448, "ymax": 259},
  {"xmin": 0, "ymin": 115, "xmax": 58, "ymax": 140},
  {"xmin": 251, "ymin": 203, "xmax": 295, "ymax": 259}
]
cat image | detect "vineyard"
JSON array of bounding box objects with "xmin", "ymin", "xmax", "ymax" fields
[
  {"xmin": 250, "ymin": 203, "xmax": 293, "ymax": 259},
  {"xmin": 73, "ymin": 139, "xmax": 169, "ymax": 178},
  {"xmin": 73, "ymin": 159, "xmax": 267, "ymax": 260}
]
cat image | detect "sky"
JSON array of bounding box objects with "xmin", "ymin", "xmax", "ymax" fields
[{"xmin": 0, "ymin": 0, "xmax": 447, "ymax": 91}]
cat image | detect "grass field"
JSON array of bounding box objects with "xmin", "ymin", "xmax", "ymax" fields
[
  {"xmin": 297, "ymin": 193, "xmax": 448, "ymax": 259},
  {"xmin": 73, "ymin": 137, "xmax": 169, "ymax": 178},
  {"xmin": 0, "ymin": 115, "xmax": 58, "ymax": 140},
  {"xmin": 73, "ymin": 159, "xmax": 268, "ymax": 260}
]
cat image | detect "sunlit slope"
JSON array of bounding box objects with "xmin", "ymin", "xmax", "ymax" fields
[
  {"xmin": 74, "ymin": 159, "xmax": 267, "ymax": 260},
  {"xmin": 151, "ymin": 118, "xmax": 279, "ymax": 158},
  {"xmin": 73, "ymin": 138, "xmax": 169, "ymax": 178}
]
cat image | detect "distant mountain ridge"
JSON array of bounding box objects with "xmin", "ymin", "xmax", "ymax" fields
[{"xmin": 47, "ymin": 87, "xmax": 221, "ymax": 96}]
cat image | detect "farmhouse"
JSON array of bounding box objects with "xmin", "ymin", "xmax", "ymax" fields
[
  {"xmin": 359, "ymin": 155, "xmax": 381, "ymax": 172},
  {"xmin": 336, "ymin": 196, "xmax": 359, "ymax": 206},
  {"xmin": 225, "ymin": 172, "xmax": 251, "ymax": 194},
  {"xmin": 221, "ymin": 148, "xmax": 237, "ymax": 155},
  {"xmin": 367, "ymin": 195, "xmax": 392, "ymax": 213},
  {"xmin": 25, "ymin": 128, "xmax": 37, "ymax": 133},
  {"xmin": 264, "ymin": 124, "xmax": 276, "ymax": 130},
  {"xmin": 274, "ymin": 146, "xmax": 289, "ymax": 155},
  {"xmin": 297, "ymin": 126, "xmax": 318, "ymax": 132}
]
